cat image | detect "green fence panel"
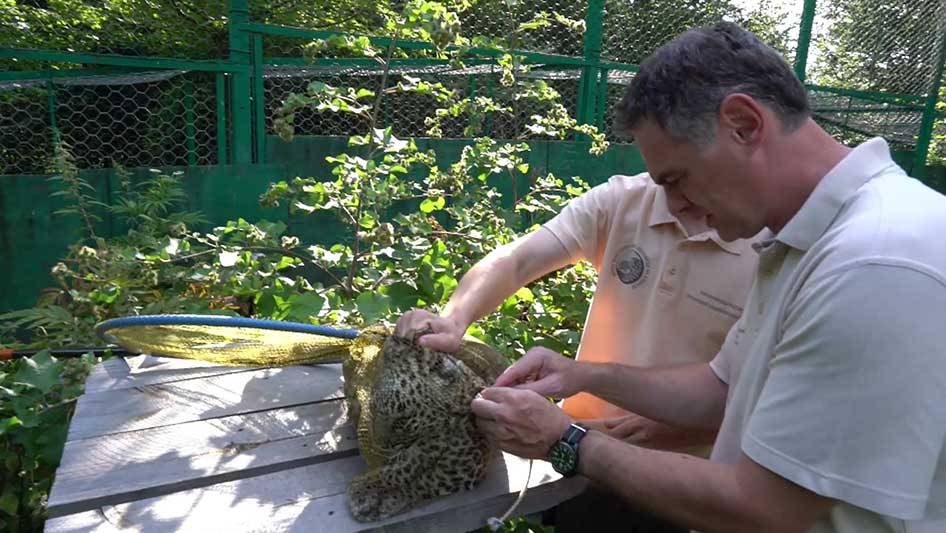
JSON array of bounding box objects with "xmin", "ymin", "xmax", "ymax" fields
[
  {"xmin": 0, "ymin": 173, "xmax": 104, "ymax": 312},
  {"xmin": 0, "ymin": 164, "xmax": 288, "ymax": 312}
]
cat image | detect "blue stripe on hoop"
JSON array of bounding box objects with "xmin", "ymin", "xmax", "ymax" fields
[{"xmin": 94, "ymin": 314, "xmax": 360, "ymax": 340}]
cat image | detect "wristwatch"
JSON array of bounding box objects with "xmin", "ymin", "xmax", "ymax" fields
[{"xmin": 548, "ymin": 423, "xmax": 588, "ymax": 477}]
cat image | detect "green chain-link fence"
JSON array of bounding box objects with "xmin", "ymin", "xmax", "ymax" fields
[
  {"xmin": 1, "ymin": 71, "xmax": 221, "ymax": 174},
  {"xmin": 1, "ymin": 0, "xmax": 945, "ymax": 175},
  {"xmin": 805, "ymin": 0, "xmax": 946, "ymax": 159}
]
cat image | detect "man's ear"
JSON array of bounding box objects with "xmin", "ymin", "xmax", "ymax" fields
[{"xmin": 719, "ymin": 93, "xmax": 765, "ymax": 145}]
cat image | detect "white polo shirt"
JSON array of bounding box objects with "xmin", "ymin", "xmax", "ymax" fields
[
  {"xmin": 710, "ymin": 138, "xmax": 946, "ymax": 532},
  {"xmin": 543, "ymin": 174, "xmax": 758, "ymax": 420}
]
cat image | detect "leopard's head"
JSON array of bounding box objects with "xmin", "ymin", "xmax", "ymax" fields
[{"xmin": 369, "ymin": 333, "xmax": 486, "ymax": 449}]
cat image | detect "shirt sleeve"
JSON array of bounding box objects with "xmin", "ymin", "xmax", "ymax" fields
[
  {"xmin": 709, "ymin": 316, "xmax": 746, "ymax": 384},
  {"xmin": 542, "ymin": 175, "xmax": 645, "ymax": 269},
  {"xmin": 742, "ymin": 262, "xmax": 946, "ymax": 519},
  {"xmin": 542, "ymin": 180, "xmax": 615, "ymax": 267}
]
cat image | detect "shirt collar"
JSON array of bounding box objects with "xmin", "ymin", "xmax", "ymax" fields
[
  {"xmin": 648, "ymin": 184, "xmax": 678, "ymax": 227},
  {"xmin": 776, "ymin": 137, "xmax": 900, "ymax": 252},
  {"xmin": 649, "ymin": 183, "xmax": 744, "ymax": 255}
]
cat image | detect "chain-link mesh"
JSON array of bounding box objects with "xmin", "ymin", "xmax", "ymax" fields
[
  {"xmin": 808, "ymin": 0, "xmax": 946, "ymax": 97},
  {"xmin": 601, "ymin": 0, "xmax": 800, "ymax": 65},
  {"xmin": 0, "ymin": 85, "xmax": 51, "ymax": 175},
  {"xmin": 809, "ymin": 88, "xmax": 922, "ymax": 152},
  {"xmin": 459, "ymin": 0, "xmax": 587, "ymax": 57},
  {"xmin": 1, "ymin": 0, "xmax": 944, "ymax": 174},
  {"xmin": 0, "ymin": 72, "xmax": 220, "ymax": 174},
  {"xmin": 602, "ymin": 69, "xmax": 636, "ymax": 141},
  {"xmin": 804, "ymin": 0, "xmax": 946, "ymax": 152}
]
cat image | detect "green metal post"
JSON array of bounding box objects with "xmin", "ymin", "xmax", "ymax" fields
[
  {"xmin": 216, "ymin": 73, "xmax": 228, "ymax": 164},
  {"xmin": 185, "ymin": 79, "xmax": 196, "ymax": 166},
  {"xmin": 578, "ymin": 0, "xmax": 605, "ymax": 134},
  {"xmin": 913, "ymin": 31, "xmax": 946, "ymax": 179},
  {"xmin": 793, "ymin": 0, "xmax": 818, "ymax": 82},
  {"xmin": 46, "ymin": 79, "xmax": 60, "ymax": 146},
  {"xmin": 252, "ymin": 33, "xmax": 266, "ymax": 164},
  {"xmin": 229, "ymin": 0, "xmax": 253, "ymax": 164},
  {"xmin": 596, "ymin": 68, "xmax": 609, "ymax": 131}
]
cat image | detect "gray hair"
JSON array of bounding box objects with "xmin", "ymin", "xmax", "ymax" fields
[{"xmin": 614, "ymin": 22, "xmax": 811, "ymax": 145}]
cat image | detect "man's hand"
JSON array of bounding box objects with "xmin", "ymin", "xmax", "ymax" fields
[
  {"xmin": 394, "ymin": 308, "xmax": 466, "ymax": 352},
  {"xmin": 471, "ymin": 387, "xmax": 574, "ymax": 459},
  {"xmin": 583, "ymin": 413, "xmax": 717, "ymax": 452},
  {"xmin": 494, "ymin": 346, "xmax": 585, "ymax": 399}
]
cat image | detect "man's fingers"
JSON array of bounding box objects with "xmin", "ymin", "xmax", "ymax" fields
[
  {"xmin": 416, "ymin": 332, "xmax": 460, "ymax": 352},
  {"xmin": 394, "ymin": 309, "xmax": 431, "ymax": 336},
  {"xmin": 513, "ymin": 377, "xmax": 562, "ymax": 398},
  {"xmin": 581, "ymin": 418, "xmax": 610, "ymax": 433},
  {"xmin": 493, "ymin": 364, "xmax": 535, "ymax": 387},
  {"xmin": 609, "ymin": 419, "xmax": 643, "ymax": 440},
  {"xmin": 477, "ymin": 386, "xmax": 518, "ymax": 403},
  {"xmin": 471, "ymin": 393, "xmax": 505, "ymax": 420}
]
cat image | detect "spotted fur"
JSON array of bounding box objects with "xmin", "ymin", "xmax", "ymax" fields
[{"xmin": 344, "ymin": 331, "xmax": 508, "ymax": 522}]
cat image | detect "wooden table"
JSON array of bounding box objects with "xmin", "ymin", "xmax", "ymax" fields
[{"xmin": 45, "ymin": 355, "xmax": 586, "ymax": 532}]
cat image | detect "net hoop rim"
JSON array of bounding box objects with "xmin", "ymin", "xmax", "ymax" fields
[{"xmin": 94, "ymin": 314, "xmax": 360, "ymax": 342}]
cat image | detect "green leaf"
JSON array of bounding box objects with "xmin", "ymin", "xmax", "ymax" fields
[
  {"xmin": 0, "ymin": 417, "xmax": 22, "ymax": 436},
  {"xmin": 285, "ymin": 291, "xmax": 326, "ymax": 322},
  {"xmin": 356, "ymin": 292, "xmax": 391, "ymax": 323},
  {"xmin": 275, "ymin": 255, "xmax": 297, "ymax": 270},
  {"xmin": 514, "ymin": 287, "xmax": 534, "ymax": 302},
  {"xmin": 386, "ymin": 282, "xmax": 421, "ymax": 311},
  {"xmin": 433, "ymin": 274, "xmax": 458, "ymax": 302},
  {"xmin": 0, "ymin": 486, "xmax": 18, "ymax": 516},
  {"xmin": 420, "ymin": 196, "xmax": 445, "ymax": 213},
  {"xmin": 517, "ymin": 163, "xmax": 530, "ymax": 174},
  {"xmin": 358, "ymin": 213, "xmax": 377, "ymax": 229},
  {"xmin": 14, "ymin": 350, "xmax": 61, "ymax": 394},
  {"xmin": 255, "ymin": 292, "xmax": 278, "ymax": 318}
]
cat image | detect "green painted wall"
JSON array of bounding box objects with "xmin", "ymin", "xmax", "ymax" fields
[{"xmin": 0, "ymin": 164, "xmax": 290, "ymax": 312}]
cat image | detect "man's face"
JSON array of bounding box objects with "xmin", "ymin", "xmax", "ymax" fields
[{"xmin": 633, "ymin": 120, "xmax": 764, "ymax": 241}]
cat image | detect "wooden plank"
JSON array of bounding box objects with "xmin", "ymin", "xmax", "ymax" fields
[
  {"xmin": 83, "ymin": 356, "xmax": 258, "ymax": 394},
  {"xmin": 48, "ymin": 399, "xmax": 356, "ymax": 518},
  {"xmin": 46, "ymin": 452, "xmax": 586, "ymax": 533},
  {"xmin": 67, "ymin": 364, "xmax": 345, "ymax": 441},
  {"xmin": 82, "ymin": 358, "xmax": 130, "ymax": 394}
]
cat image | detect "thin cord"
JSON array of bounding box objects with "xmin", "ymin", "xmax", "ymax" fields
[{"xmin": 486, "ymin": 458, "xmax": 534, "ymax": 531}]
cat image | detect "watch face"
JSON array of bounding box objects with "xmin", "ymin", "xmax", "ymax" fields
[{"xmin": 550, "ymin": 441, "xmax": 578, "ymax": 475}]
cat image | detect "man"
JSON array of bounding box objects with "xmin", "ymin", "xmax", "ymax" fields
[{"xmin": 472, "ymin": 22, "xmax": 946, "ymax": 532}]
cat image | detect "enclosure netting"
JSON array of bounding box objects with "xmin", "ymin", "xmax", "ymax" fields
[
  {"xmin": 0, "ymin": 71, "xmax": 221, "ymax": 175},
  {"xmin": 1, "ymin": 0, "xmax": 944, "ymax": 174}
]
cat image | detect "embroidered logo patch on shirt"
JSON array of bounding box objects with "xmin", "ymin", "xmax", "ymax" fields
[{"xmin": 612, "ymin": 244, "xmax": 650, "ymax": 287}]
